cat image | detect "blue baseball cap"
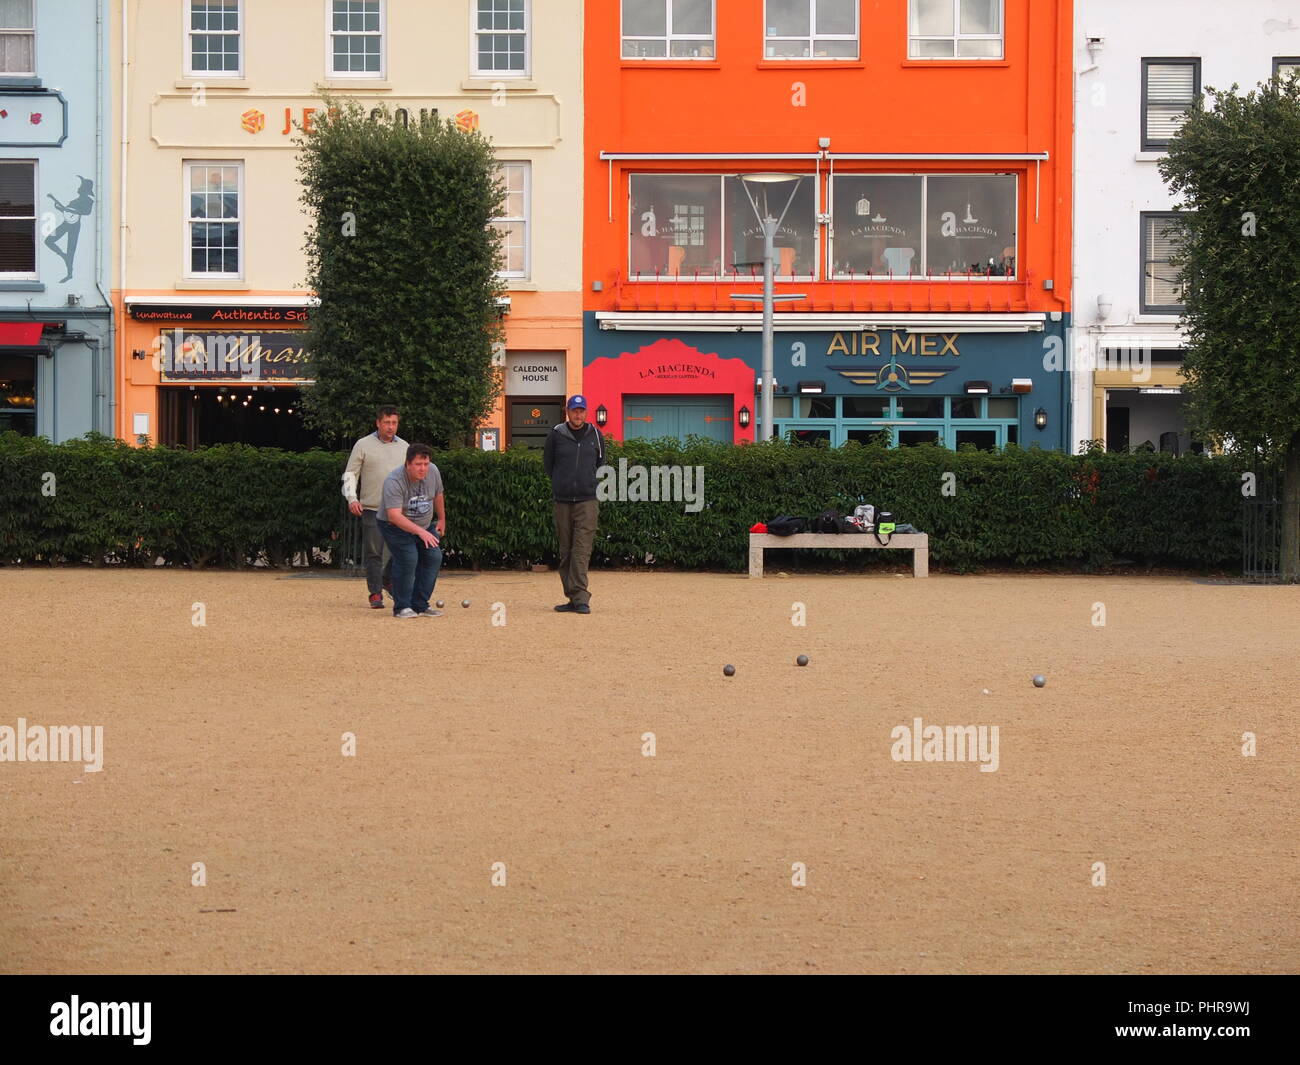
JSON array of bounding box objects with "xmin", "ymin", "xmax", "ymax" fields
[{"xmin": 566, "ymin": 395, "xmax": 587, "ymax": 410}]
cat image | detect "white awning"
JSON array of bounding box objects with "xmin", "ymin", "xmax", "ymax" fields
[{"xmin": 596, "ymin": 311, "xmax": 1048, "ymax": 334}]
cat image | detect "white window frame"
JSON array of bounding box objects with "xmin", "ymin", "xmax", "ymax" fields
[
  {"xmin": 622, "ymin": 0, "xmax": 716, "ymax": 61},
  {"xmin": 908, "ymin": 0, "xmax": 1005, "ymax": 61},
  {"xmin": 0, "ymin": 0, "xmax": 36, "ymax": 77},
  {"xmin": 827, "ymin": 172, "xmax": 1019, "ymax": 281},
  {"xmin": 0, "ymin": 159, "xmax": 37, "ymax": 280},
  {"xmin": 183, "ymin": 160, "xmax": 244, "ymax": 280},
  {"xmin": 493, "ymin": 161, "xmax": 531, "ymax": 280},
  {"xmin": 472, "ymin": 0, "xmax": 530, "ymax": 78},
  {"xmin": 627, "ymin": 172, "xmax": 821, "ymax": 282},
  {"xmin": 185, "ymin": 0, "xmax": 243, "ymax": 79},
  {"xmin": 764, "ymin": 0, "xmax": 859, "ymax": 60},
  {"xmin": 326, "ymin": 0, "xmax": 386, "ymax": 79}
]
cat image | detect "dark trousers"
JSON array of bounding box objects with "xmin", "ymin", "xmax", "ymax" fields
[
  {"xmin": 377, "ymin": 521, "xmax": 442, "ymax": 615},
  {"xmin": 361, "ymin": 508, "xmax": 392, "ymax": 595},
  {"xmin": 553, "ymin": 499, "xmax": 598, "ymax": 606}
]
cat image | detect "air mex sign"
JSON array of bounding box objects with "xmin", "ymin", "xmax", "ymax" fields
[{"xmin": 826, "ymin": 330, "xmax": 962, "ymax": 392}]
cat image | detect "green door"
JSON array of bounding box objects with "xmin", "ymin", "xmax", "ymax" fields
[{"xmin": 623, "ymin": 395, "xmax": 733, "ymax": 442}]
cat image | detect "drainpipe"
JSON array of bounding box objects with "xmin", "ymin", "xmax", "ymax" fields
[
  {"xmin": 94, "ymin": 0, "xmax": 111, "ymax": 435},
  {"xmin": 118, "ymin": 0, "xmax": 130, "ymax": 440}
]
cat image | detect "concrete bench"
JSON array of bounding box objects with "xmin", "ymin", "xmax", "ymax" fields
[{"xmin": 748, "ymin": 532, "xmax": 929, "ymax": 578}]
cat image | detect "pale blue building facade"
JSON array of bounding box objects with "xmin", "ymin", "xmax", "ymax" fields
[{"xmin": 0, "ymin": 0, "xmax": 111, "ymax": 441}]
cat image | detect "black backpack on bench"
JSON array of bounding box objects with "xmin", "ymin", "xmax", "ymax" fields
[
  {"xmin": 766, "ymin": 515, "xmax": 807, "ymax": 536},
  {"xmin": 813, "ymin": 509, "xmax": 861, "ymax": 534}
]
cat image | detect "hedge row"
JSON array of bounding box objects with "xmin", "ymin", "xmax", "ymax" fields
[{"xmin": 0, "ymin": 432, "xmax": 1252, "ymax": 572}]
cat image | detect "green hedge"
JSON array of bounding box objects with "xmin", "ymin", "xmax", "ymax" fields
[{"xmin": 0, "ymin": 432, "xmax": 1250, "ymax": 572}]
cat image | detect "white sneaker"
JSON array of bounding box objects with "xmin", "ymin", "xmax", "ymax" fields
[
  {"xmin": 419, "ymin": 608, "xmax": 444, "ymax": 617},
  {"xmin": 394, "ymin": 608, "xmax": 419, "ymax": 619}
]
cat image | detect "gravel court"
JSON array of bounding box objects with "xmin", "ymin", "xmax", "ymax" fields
[{"xmin": 0, "ymin": 569, "xmax": 1295, "ymax": 974}]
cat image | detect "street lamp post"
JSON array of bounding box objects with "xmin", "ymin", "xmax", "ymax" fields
[{"xmin": 731, "ymin": 174, "xmax": 805, "ymax": 441}]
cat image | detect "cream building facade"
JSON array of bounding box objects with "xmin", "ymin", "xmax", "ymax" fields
[{"xmin": 113, "ymin": 0, "xmax": 582, "ymax": 448}]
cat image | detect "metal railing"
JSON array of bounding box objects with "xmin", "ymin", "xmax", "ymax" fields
[
  {"xmin": 1243, "ymin": 500, "xmax": 1300, "ymax": 582},
  {"xmin": 337, "ymin": 504, "xmax": 365, "ymax": 576}
]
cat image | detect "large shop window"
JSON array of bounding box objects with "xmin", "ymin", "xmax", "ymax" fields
[
  {"xmin": 0, "ymin": 159, "xmax": 36, "ymax": 277},
  {"xmin": 764, "ymin": 0, "xmax": 858, "ymax": 60},
  {"xmin": 622, "ymin": 0, "xmax": 714, "ymax": 59},
  {"xmin": 187, "ymin": 1, "xmax": 242, "ymax": 77},
  {"xmin": 629, "ymin": 173, "xmax": 817, "ymax": 279},
  {"xmin": 909, "ymin": 0, "xmax": 1003, "ymax": 59},
  {"xmin": 185, "ymin": 161, "xmax": 242, "ymax": 278},
  {"xmin": 1141, "ymin": 212, "xmax": 1188, "ymax": 314},
  {"xmin": 775, "ymin": 394, "xmax": 1019, "ymax": 449},
  {"xmin": 0, "ymin": 0, "xmax": 34, "ymax": 76},
  {"xmin": 0, "ymin": 352, "xmax": 35, "ymax": 435},
  {"xmin": 829, "ymin": 174, "xmax": 1016, "ymax": 279}
]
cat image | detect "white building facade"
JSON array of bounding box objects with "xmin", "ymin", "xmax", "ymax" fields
[{"xmin": 1071, "ymin": 0, "xmax": 1300, "ymax": 453}]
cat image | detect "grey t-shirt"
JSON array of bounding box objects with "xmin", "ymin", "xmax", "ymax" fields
[{"xmin": 377, "ymin": 464, "xmax": 444, "ymax": 529}]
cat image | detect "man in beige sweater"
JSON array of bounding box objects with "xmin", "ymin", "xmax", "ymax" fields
[{"xmin": 342, "ymin": 405, "xmax": 408, "ymax": 608}]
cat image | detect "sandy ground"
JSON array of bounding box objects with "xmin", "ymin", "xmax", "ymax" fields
[{"xmin": 0, "ymin": 567, "xmax": 1296, "ymax": 975}]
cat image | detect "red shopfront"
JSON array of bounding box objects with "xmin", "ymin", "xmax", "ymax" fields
[{"xmin": 582, "ymin": 338, "xmax": 756, "ymax": 443}]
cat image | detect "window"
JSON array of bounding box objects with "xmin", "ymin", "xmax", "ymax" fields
[
  {"xmin": 765, "ymin": 0, "xmax": 858, "ymax": 59},
  {"xmin": 622, "ymin": 0, "xmax": 714, "ymax": 59},
  {"xmin": 188, "ymin": 1, "xmax": 241, "ymax": 76},
  {"xmin": 186, "ymin": 162, "xmax": 242, "ymax": 278},
  {"xmin": 475, "ymin": 0, "xmax": 528, "ymax": 76},
  {"xmin": 778, "ymin": 395, "xmax": 1020, "ymax": 449},
  {"xmin": 0, "ymin": 160, "xmax": 36, "ymax": 277},
  {"xmin": 329, "ymin": 0, "xmax": 383, "ymax": 77},
  {"xmin": 829, "ymin": 173, "xmax": 1016, "ymax": 278},
  {"xmin": 1141, "ymin": 212, "xmax": 1187, "ymax": 314},
  {"xmin": 1142, "ymin": 59, "xmax": 1199, "ymax": 150},
  {"xmin": 0, "ymin": 0, "xmax": 34, "ymax": 75},
  {"xmin": 909, "ymin": 0, "xmax": 1003, "ymax": 59},
  {"xmin": 493, "ymin": 162, "xmax": 529, "ymax": 278},
  {"xmin": 1274, "ymin": 57, "xmax": 1300, "ymax": 82},
  {"xmin": 629, "ymin": 173, "xmax": 818, "ymax": 279}
]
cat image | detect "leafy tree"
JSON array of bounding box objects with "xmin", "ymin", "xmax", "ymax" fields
[
  {"xmin": 1160, "ymin": 74, "xmax": 1300, "ymax": 576},
  {"xmin": 296, "ymin": 100, "xmax": 505, "ymax": 448}
]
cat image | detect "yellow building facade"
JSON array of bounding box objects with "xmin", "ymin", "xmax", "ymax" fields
[{"xmin": 113, "ymin": 0, "xmax": 582, "ymax": 448}]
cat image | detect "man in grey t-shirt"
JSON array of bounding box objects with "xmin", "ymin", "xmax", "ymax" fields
[{"xmin": 375, "ymin": 443, "xmax": 446, "ymax": 618}]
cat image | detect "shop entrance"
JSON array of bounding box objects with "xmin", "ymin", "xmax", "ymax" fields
[
  {"xmin": 509, "ymin": 400, "xmax": 563, "ymax": 449},
  {"xmin": 1105, "ymin": 389, "xmax": 1194, "ymax": 454},
  {"xmin": 624, "ymin": 395, "xmax": 734, "ymax": 442},
  {"xmin": 158, "ymin": 386, "xmax": 329, "ymax": 450}
]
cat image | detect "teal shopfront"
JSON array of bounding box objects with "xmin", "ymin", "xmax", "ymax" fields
[
  {"xmin": 583, "ymin": 313, "xmax": 1070, "ymax": 451},
  {"xmin": 623, "ymin": 394, "xmax": 735, "ymax": 442}
]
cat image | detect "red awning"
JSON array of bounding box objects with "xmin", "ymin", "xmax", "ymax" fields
[{"xmin": 0, "ymin": 323, "xmax": 47, "ymax": 346}]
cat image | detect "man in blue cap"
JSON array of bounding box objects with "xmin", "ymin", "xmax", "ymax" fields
[{"xmin": 543, "ymin": 395, "xmax": 605, "ymax": 614}]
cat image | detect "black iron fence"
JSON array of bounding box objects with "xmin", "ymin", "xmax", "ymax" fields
[
  {"xmin": 337, "ymin": 504, "xmax": 365, "ymax": 576},
  {"xmin": 1243, "ymin": 500, "xmax": 1300, "ymax": 582}
]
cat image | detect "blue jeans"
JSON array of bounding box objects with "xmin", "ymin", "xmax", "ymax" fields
[{"xmin": 377, "ymin": 521, "xmax": 442, "ymax": 614}]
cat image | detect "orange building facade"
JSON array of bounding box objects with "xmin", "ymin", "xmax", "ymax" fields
[{"xmin": 583, "ymin": 0, "xmax": 1073, "ymax": 449}]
